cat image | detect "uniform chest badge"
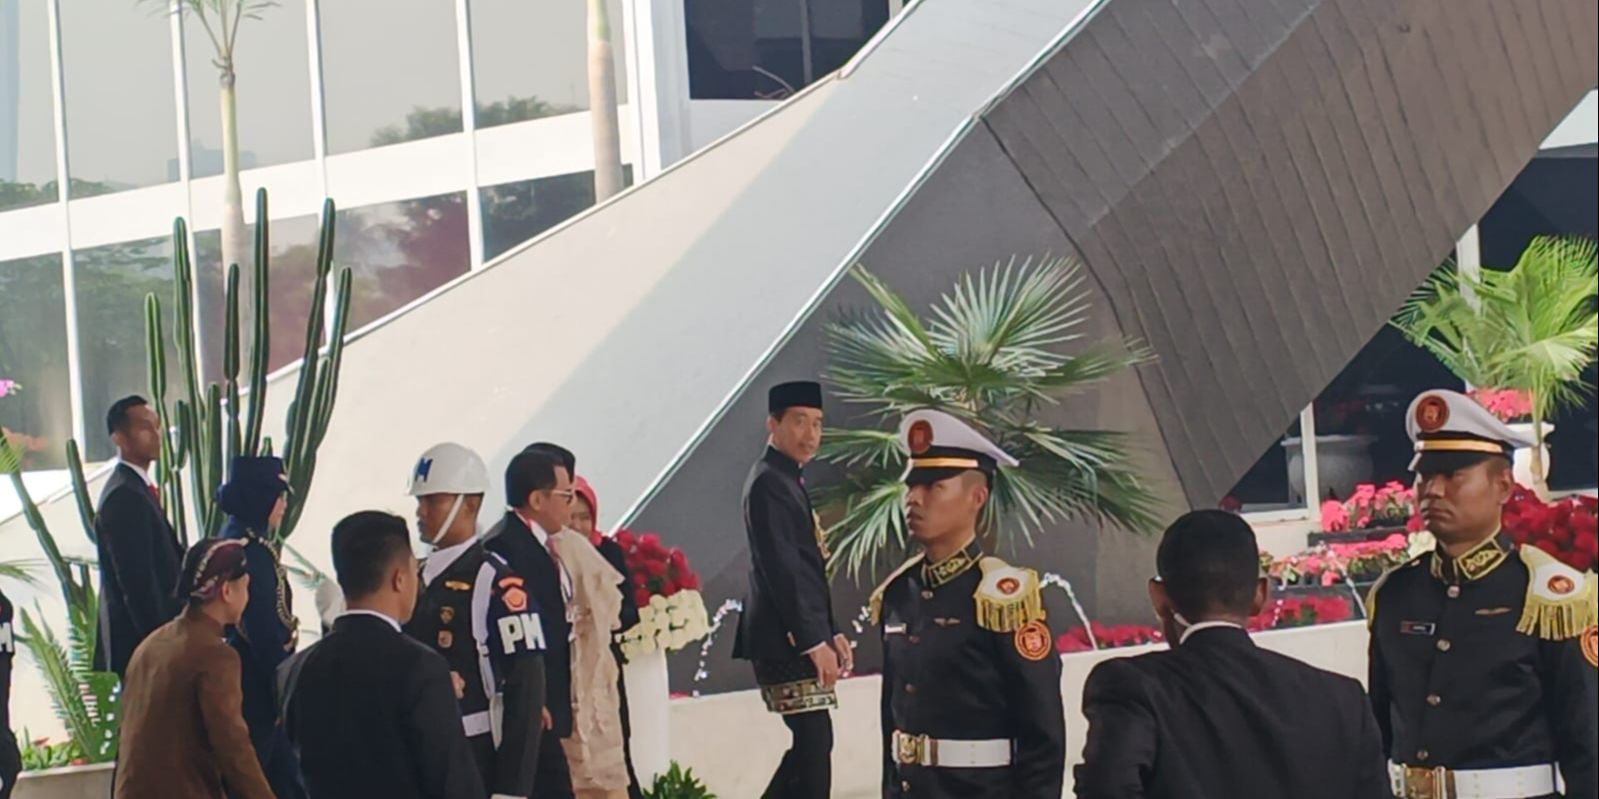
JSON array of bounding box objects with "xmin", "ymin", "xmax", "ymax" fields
[
  {"xmin": 1399, "ymin": 621, "xmax": 1436, "ymax": 636},
  {"xmin": 438, "ymin": 629, "xmax": 454, "ymax": 649},
  {"xmin": 445, "ymin": 580, "xmax": 472, "ymax": 592},
  {"xmin": 1014, "ymin": 620, "xmax": 1053, "ymax": 661},
  {"xmin": 439, "ymin": 607, "xmax": 455, "ymax": 624},
  {"xmin": 1547, "ymin": 574, "xmax": 1577, "ymax": 595}
]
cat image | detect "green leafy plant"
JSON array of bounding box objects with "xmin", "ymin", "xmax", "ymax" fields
[
  {"xmin": 1392, "ymin": 235, "xmax": 1599, "ymax": 497},
  {"xmin": 644, "ymin": 762, "xmax": 717, "ymax": 799},
  {"xmin": 18, "ymin": 732, "xmax": 86, "ymax": 771},
  {"xmin": 4, "ymin": 431, "xmax": 119, "ymax": 765},
  {"xmin": 816, "ymin": 257, "xmax": 1162, "ymax": 580}
]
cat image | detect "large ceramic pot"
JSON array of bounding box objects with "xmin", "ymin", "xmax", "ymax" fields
[
  {"xmin": 1283, "ymin": 434, "xmax": 1376, "ymax": 502},
  {"xmin": 14, "ymin": 763, "xmax": 114, "ymax": 799},
  {"xmin": 621, "ymin": 649, "xmax": 671, "ymax": 786},
  {"xmin": 1506, "ymin": 421, "xmax": 1554, "ymax": 490}
]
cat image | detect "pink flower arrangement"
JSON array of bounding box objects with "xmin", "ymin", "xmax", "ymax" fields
[
  {"xmin": 1469, "ymin": 388, "xmax": 1533, "ymax": 423},
  {"xmin": 0, "ymin": 378, "xmax": 19, "ymax": 398},
  {"xmin": 1320, "ymin": 481, "xmax": 1422, "ymax": 532},
  {"xmin": 1267, "ymin": 534, "xmax": 1411, "ymax": 585}
]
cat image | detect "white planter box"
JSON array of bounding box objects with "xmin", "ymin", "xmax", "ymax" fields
[{"xmin": 13, "ymin": 763, "xmax": 113, "ymax": 799}]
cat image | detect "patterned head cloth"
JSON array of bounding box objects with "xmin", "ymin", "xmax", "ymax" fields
[{"xmin": 177, "ymin": 538, "xmax": 249, "ymax": 602}]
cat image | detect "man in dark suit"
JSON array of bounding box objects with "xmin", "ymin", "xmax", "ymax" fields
[
  {"xmin": 1074, "ymin": 510, "xmax": 1388, "ymax": 799},
  {"xmin": 1, "ymin": 587, "xmax": 20, "ymax": 799},
  {"xmin": 93, "ymin": 395, "xmax": 184, "ymax": 677},
  {"xmin": 534, "ymin": 442, "xmax": 645, "ymax": 799},
  {"xmin": 732, "ymin": 381, "xmax": 850, "ymax": 799},
  {"xmin": 485, "ymin": 449, "xmax": 577, "ymax": 799},
  {"xmin": 279, "ymin": 511, "xmax": 483, "ymax": 799}
]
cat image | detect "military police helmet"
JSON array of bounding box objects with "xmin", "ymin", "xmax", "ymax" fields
[{"xmin": 408, "ymin": 442, "xmax": 491, "ymax": 497}]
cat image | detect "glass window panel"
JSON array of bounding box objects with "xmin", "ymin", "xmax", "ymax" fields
[
  {"xmin": 183, "ymin": 0, "xmax": 314, "ymax": 178},
  {"xmin": 0, "ymin": 254, "xmax": 71, "ymax": 470},
  {"xmin": 468, "ymin": 0, "xmax": 628, "ymax": 129},
  {"xmin": 319, "ymin": 0, "xmax": 462, "ymax": 154},
  {"xmin": 194, "ymin": 214, "xmax": 322, "ymax": 383},
  {"xmin": 0, "ymin": 0, "xmax": 60, "ymax": 211},
  {"xmin": 685, "ymin": 0, "xmax": 889, "ymax": 100},
  {"xmin": 73, "ymin": 236, "xmax": 185, "ymax": 462},
  {"xmin": 1221, "ymin": 417, "xmax": 1303, "ymax": 514},
  {"xmin": 334, "ymin": 192, "xmax": 470, "ymax": 329},
  {"xmin": 479, "ymin": 167, "xmax": 632, "ymax": 261},
  {"xmin": 60, "ymin": 0, "xmax": 178, "ymax": 196}
]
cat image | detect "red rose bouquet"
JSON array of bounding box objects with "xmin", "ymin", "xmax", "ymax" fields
[
  {"xmin": 1502, "ymin": 487, "xmax": 1598, "ymax": 573},
  {"xmin": 610, "ymin": 529, "xmax": 710, "ymax": 660}
]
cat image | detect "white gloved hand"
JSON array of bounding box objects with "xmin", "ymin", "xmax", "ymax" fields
[{"xmin": 314, "ymin": 577, "xmax": 346, "ymax": 630}]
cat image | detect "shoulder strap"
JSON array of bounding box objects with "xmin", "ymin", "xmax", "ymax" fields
[
  {"xmin": 868, "ymin": 554, "xmax": 925, "ymax": 625},
  {"xmin": 1516, "ymin": 546, "xmax": 1597, "ymax": 641},
  {"xmin": 974, "ymin": 556, "xmax": 1044, "ymax": 633}
]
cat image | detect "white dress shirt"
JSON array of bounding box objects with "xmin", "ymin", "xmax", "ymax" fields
[{"xmin": 337, "ymin": 608, "xmax": 402, "ymax": 633}]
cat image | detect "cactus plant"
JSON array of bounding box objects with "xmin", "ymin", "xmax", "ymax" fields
[{"xmin": 136, "ymin": 189, "xmax": 352, "ymax": 544}]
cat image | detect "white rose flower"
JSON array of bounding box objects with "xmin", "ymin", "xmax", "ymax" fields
[{"xmin": 649, "ymin": 593, "xmax": 669, "ymax": 611}]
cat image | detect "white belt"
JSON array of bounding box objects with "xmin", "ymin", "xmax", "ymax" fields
[
  {"xmin": 891, "ymin": 731, "xmax": 1012, "ymax": 768},
  {"xmin": 1388, "ymin": 762, "xmax": 1558, "ymax": 799},
  {"xmin": 463, "ymin": 710, "xmax": 493, "ymax": 738}
]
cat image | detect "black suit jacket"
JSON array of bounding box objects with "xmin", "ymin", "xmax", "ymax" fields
[
  {"xmin": 485, "ymin": 512, "xmax": 574, "ymax": 738},
  {"xmin": 1074, "ymin": 626, "xmax": 1388, "ymax": 799},
  {"xmin": 92, "ymin": 463, "xmax": 183, "ymax": 676},
  {"xmin": 278, "ymin": 613, "xmax": 484, "ymax": 799},
  {"xmin": 732, "ymin": 447, "xmax": 837, "ymax": 661}
]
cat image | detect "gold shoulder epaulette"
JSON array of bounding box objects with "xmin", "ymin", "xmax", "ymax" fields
[
  {"xmin": 1364, "ymin": 555, "xmax": 1422, "ymax": 627},
  {"xmin": 868, "ymin": 554, "xmax": 925, "ymax": 625},
  {"xmin": 1517, "ymin": 546, "xmax": 1596, "ymax": 641},
  {"xmin": 974, "ymin": 556, "xmax": 1044, "ymax": 633}
]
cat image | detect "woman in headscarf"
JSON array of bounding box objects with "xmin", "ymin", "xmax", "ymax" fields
[
  {"xmin": 571, "ymin": 477, "xmax": 644, "ymax": 798},
  {"xmin": 552, "ymin": 476, "xmax": 633, "ymax": 799},
  {"xmin": 115, "ymin": 538, "xmax": 275, "ymax": 799},
  {"xmin": 217, "ymin": 456, "xmax": 305, "ymax": 799}
]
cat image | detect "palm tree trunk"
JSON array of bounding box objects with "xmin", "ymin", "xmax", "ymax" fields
[
  {"xmin": 587, "ymin": 0, "xmax": 624, "ymax": 202},
  {"xmin": 1529, "ymin": 401, "xmax": 1550, "ymax": 501},
  {"xmin": 219, "ymin": 66, "xmax": 248, "ymax": 318}
]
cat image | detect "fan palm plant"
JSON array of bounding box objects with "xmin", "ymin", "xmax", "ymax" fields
[
  {"xmin": 1391, "ymin": 235, "xmax": 1598, "ymax": 498},
  {"xmin": 816, "ymin": 257, "xmax": 1163, "ymax": 580}
]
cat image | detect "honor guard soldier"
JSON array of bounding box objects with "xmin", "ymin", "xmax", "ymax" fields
[
  {"xmin": 872, "ymin": 409, "xmax": 1065, "ymax": 799},
  {"xmin": 733, "ymin": 380, "xmax": 850, "ymax": 799},
  {"xmin": 1368, "ymin": 389, "xmax": 1597, "ymax": 799},
  {"xmin": 404, "ymin": 443, "xmax": 549, "ymax": 799}
]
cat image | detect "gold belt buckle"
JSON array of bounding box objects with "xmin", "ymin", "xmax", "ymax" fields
[
  {"xmin": 1403, "ymin": 766, "xmax": 1454, "ymax": 799},
  {"xmin": 894, "ymin": 732, "xmax": 935, "ymax": 766}
]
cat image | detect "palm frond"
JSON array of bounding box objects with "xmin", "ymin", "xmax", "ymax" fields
[
  {"xmin": 0, "ymin": 558, "xmax": 42, "ymax": 588},
  {"xmin": 815, "ymin": 469, "xmax": 910, "ymax": 582},
  {"xmin": 818, "ymin": 258, "xmax": 1165, "ymax": 579}
]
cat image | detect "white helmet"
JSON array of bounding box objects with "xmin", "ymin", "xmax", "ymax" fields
[
  {"xmin": 408, "ymin": 442, "xmax": 490, "ymax": 497},
  {"xmin": 408, "ymin": 443, "xmax": 489, "ymax": 545}
]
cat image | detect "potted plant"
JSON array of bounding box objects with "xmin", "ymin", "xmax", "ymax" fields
[
  {"xmin": 1392, "ymin": 235, "xmax": 1599, "ymax": 499},
  {"xmin": 1501, "ymin": 486, "xmax": 1598, "ymax": 573},
  {"xmin": 817, "ymin": 257, "xmax": 1161, "ymax": 580},
  {"xmin": 1467, "ymin": 388, "xmax": 1551, "ymax": 489},
  {"xmin": 609, "ymin": 529, "xmax": 709, "ymax": 785}
]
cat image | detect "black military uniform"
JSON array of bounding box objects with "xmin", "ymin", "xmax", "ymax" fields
[
  {"xmin": 874, "ymin": 409, "xmax": 1065, "ymax": 799},
  {"xmin": 405, "ymin": 539, "xmax": 548, "ymax": 799},
  {"xmin": 0, "ymin": 587, "xmax": 20, "ymax": 799},
  {"xmin": 1369, "ymin": 389, "xmax": 1598, "ymax": 799},
  {"xmin": 733, "ymin": 381, "xmax": 840, "ymax": 799}
]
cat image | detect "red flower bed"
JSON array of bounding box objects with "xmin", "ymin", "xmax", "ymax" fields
[
  {"xmin": 611, "ymin": 528, "xmax": 703, "ymax": 608},
  {"xmin": 1054, "ymin": 595, "xmax": 1356, "ymax": 654},
  {"xmin": 1502, "ymin": 488, "xmax": 1598, "ymax": 573}
]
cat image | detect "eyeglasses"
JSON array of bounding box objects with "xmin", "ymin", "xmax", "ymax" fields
[{"xmin": 548, "ymin": 488, "xmax": 576, "ymax": 504}]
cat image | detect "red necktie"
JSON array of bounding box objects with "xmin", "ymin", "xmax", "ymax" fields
[{"xmin": 148, "ymin": 484, "xmax": 162, "ymax": 508}]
